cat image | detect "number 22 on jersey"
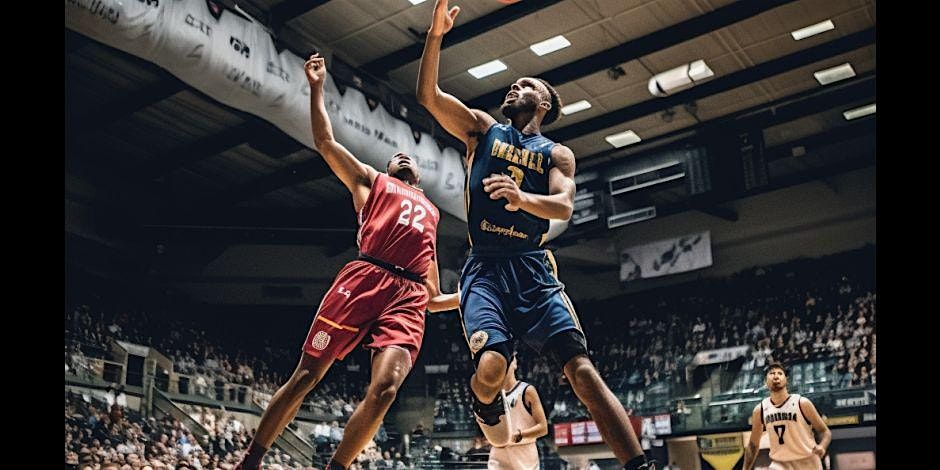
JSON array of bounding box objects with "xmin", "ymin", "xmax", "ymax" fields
[{"xmin": 397, "ymin": 199, "xmax": 426, "ymax": 232}]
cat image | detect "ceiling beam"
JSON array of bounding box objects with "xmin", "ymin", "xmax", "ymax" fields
[
  {"xmin": 270, "ymin": 0, "xmax": 332, "ymax": 32},
  {"xmin": 362, "ymin": 0, "xmax": 565, "ymax": 76},
  {"xmin": 146, "ymin": 207, "xmax": 355, "ymax": 229},
  {"xmin": 546, "ymin": 28, "xmax": 875, "ymax": 143},
  {"xmin": 659, "ymin": 124, "xmax": 876, "ymax": 220},
  {"xmin": 65, "ymin": 30, "xmax": 337, "ymax": 195},
  {"xmin": 141, "ymin": 118, "xmax": 306, "ymax": 178},
  {"xmin": 466, "ymin": 0, "xmax": 798, "ymax": 109},
  {"xmin": 208, "ymin": 158, "xmax": 335, "ymax": 206},
  {"xmin": 139, "ymin": 205, "xmax": 358, "ymax": 246},
  {"xmin": 143, "ymin": 121, "xmax": 265, "ymax": 178},
  {"xmin": 697, "ymin": 206, "xmax": 738, "ymax": 222},
  {"xmin": 70, "ymin": 76, "xmax": 187, "ymax": 135},
  {"xmin": 580, "ymin": 73, "xmax": 875, "ymax": 168},
  {"xmin": 156, "ymin": 274, "xmax": 336, "ymax": 284},
  {"xmin": 554, "ymin": 120, "xmax": 875, "ymax": 247},
  {"xmin": 765, "ymin": 117, "xmax": 876, "ymax": 162},
  {"xmin": 663, "ymin": 151, "xmax": 874, "ymax": 220},
  {"xmin": 65, "ymin": 29, "xmax": 92, "ymax": 53}
]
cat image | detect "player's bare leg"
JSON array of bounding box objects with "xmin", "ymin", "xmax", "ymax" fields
[
  {"xmin": 564, "ymin": 354, "xmax": 653, "ymax": 469},
  {"xmin": 236, "ymin": 353, "xmax": 334, "ymax": 469},
  {"xmin": 327, "ymin": 346, "xmax": 413, "ymax": 469}
]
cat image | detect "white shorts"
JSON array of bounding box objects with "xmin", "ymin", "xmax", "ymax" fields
[
  {"xmin": 770, "ymin": 456, "xmax": 823, "ymax": 470},
  {"xmin": 487, "ymin": 444, "xmax": 539, "ymax": 470}
]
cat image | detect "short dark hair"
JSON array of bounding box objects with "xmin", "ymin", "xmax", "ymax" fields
[
  {"xmin": 387, "ymin": 152, "xmax": 406, "ymax": 171},
  {"xmin": 765, "ymin": 362, "xmax": 788, "ymax": 377},
  {"xmin": 536, "ymin": 78, "xmax": 562, "ymax": 126}
]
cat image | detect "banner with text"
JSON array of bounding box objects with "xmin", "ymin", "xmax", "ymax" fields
[{"xmin": 66, "ymin": 0, "xmax": 470, "ymax": 218}]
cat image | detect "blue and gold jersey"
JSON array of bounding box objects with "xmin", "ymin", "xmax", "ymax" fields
[{"xmin": 466, "ymin": 123, "xmax": 556, "ymax": 254}]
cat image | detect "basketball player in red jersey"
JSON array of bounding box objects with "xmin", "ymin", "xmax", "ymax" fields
[{"xmin": 236, "ymin": 53, "xmax": 458, "ymax": 470}]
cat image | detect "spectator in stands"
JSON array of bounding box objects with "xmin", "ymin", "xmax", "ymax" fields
[{"xmin": 330, "ymin": 420, "xmax": 344, "ymax": 443}]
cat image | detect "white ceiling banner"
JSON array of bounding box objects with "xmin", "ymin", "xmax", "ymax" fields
[{"xmin": 65, "ymin": 0, "xmax": 467, "ymax": 220}]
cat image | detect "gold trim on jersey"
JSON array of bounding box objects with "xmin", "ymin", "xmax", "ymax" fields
[
  {"xmin": 545, "ymin": 250, "xmax": 583, "ymax": 332},
  {"xmin": 315, "ymin": 316, "xmax": 361, "ymax": 333},
  {"xmin": 465, "ymin": 154, "xmax": 475, "ymax": 247},
  {"xmin": 456, "ymin": 279, "xmax": 472, "ymax": 350}
]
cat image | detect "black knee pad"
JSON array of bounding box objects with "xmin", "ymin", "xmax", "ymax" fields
[
  {"xmin": 472, "ymin": 340, "xmax": 514, "ymax": 371},
  {"xmin": 472, "ymin": 391, "xmax": 506, "ymax": 426},
  {"xmin": 542, "ymin": 329, "xmax": 588, "ymax": 369}
]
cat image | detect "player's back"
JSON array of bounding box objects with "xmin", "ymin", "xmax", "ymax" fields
[
  {"xmin": 761, "ymin": 394, "xmax": 816, "ymax": 462},
  {"xmin": 467, "ymin": 123, "xmax": 555, "ymax": 254},
  {"xmin": 357, "ymin": 173, "xmax": 440, "ymax": 277}
]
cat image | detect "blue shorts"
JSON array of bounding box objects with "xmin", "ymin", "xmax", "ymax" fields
[{"xmin": 458, "ymin": 249, "xmax": 584, "ymax": 357}]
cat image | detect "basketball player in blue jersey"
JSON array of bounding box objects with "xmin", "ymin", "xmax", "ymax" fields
[{"xmin": 417, "ymin": 1, "xmax": 652, "ymax": 468}]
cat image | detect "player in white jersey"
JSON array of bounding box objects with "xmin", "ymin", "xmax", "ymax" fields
[
  {"xmin": 487, "ymin": 353, "xmax": 548, "ymax": 470},
  {"xmin": 744, "ymin": 363, "xmax": 831, "ymax": 470}
]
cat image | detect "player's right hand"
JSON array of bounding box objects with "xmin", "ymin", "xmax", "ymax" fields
[
  {"xmin": 429, "ymin": 0, "xmax": 460, "ymax": 37},
  {"xmin": 304, "ymin": 53, "xmax": 327, "ymax": 88},
  {"xmin": 812, "ymin": 445, "xmax": 826, "ymax": 457}
]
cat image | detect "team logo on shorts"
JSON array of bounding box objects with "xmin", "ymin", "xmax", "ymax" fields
[
  {"xmin": 469, "ymin": 330, "xmax": 488, "ymax": 354},
  {"xmin": 311, "ymin": 331, "xmax": 331, "ymax": 351}
]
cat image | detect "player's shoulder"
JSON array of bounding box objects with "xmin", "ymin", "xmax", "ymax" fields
[
  {"xmin": 470, "ymin": 109, "xmax": 498, "ymax": 131},
  {"xmin": 550, "ymin": 144, "xmax": 576, "ymax": 173},
  {"xmin": 551, "ymin": 143, "xmax": 574, "ymax": 157}
]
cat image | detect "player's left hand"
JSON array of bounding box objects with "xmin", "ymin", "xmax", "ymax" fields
[
  {"xmin": 483, "ymin": 173, "xmax": 525, "ymax": 212},
  {"xmin": 812, "ymin": 445, "xmax": 826, "ymax": 457}
]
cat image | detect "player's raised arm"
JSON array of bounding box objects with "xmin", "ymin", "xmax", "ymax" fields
[
  {"xmin": 417, "ymin": 0, "xmax": 494, "ymax": 145},
  {"xmin": 306, "ymin": 53, "xmax": 377, "ymax": 208}
]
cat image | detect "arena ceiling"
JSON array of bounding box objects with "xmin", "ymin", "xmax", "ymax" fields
[{"xmin": 65, "ymin": 0, "xmax": 876, "ymax": 303}]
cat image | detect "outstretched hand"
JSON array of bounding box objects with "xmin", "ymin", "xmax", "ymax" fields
[
  {"xmin": 429, "ymin": 0, "xmax": 460, "ymax": 36},
  {"xmin": 304, "ymin": 53, "xmax": 326, "ymax": 89}
]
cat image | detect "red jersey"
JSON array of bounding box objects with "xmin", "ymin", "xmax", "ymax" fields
[{"xmin": 357, "ymin": 173, "xmax": 440, "ymax": 277}]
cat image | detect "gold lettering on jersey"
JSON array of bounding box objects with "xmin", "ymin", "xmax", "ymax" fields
[
  {"xmin": 480, "ymin": 219, "xmax": 529, "ymax": 240},
  {"xmin": 490, "ymin": 138, "xmax": 545, "ymax": 174}
]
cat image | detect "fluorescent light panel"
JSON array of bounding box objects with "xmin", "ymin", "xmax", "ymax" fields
[
  {"xmin": 814, "ymin": 63, "xmax": 855, "ymax": 85},
  {"xmin": 468, "ymin": 60, "xmax": 507, "ymax": 79},
  {"xmin": 791, "ymin": 20, "xmax": 835, "ymax": 40},
  {"xmin": 605, "ymin": 130, "xmax": 641, "ymax": 148},
  {"xmin": 843, "ymin": 103, "xmax": 875, "ymax": 120},
  {"xmin": 530, "ymin": 35, "xmax": 571, "ymax": 56},
  {"xmin": 561, "ymin": 100, "xmax": 592, "ymax": 115}
]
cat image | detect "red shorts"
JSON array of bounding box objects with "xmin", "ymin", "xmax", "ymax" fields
[{"xmin": 302, "ymin": 260, "xmax": 429, "ymax": 365}]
